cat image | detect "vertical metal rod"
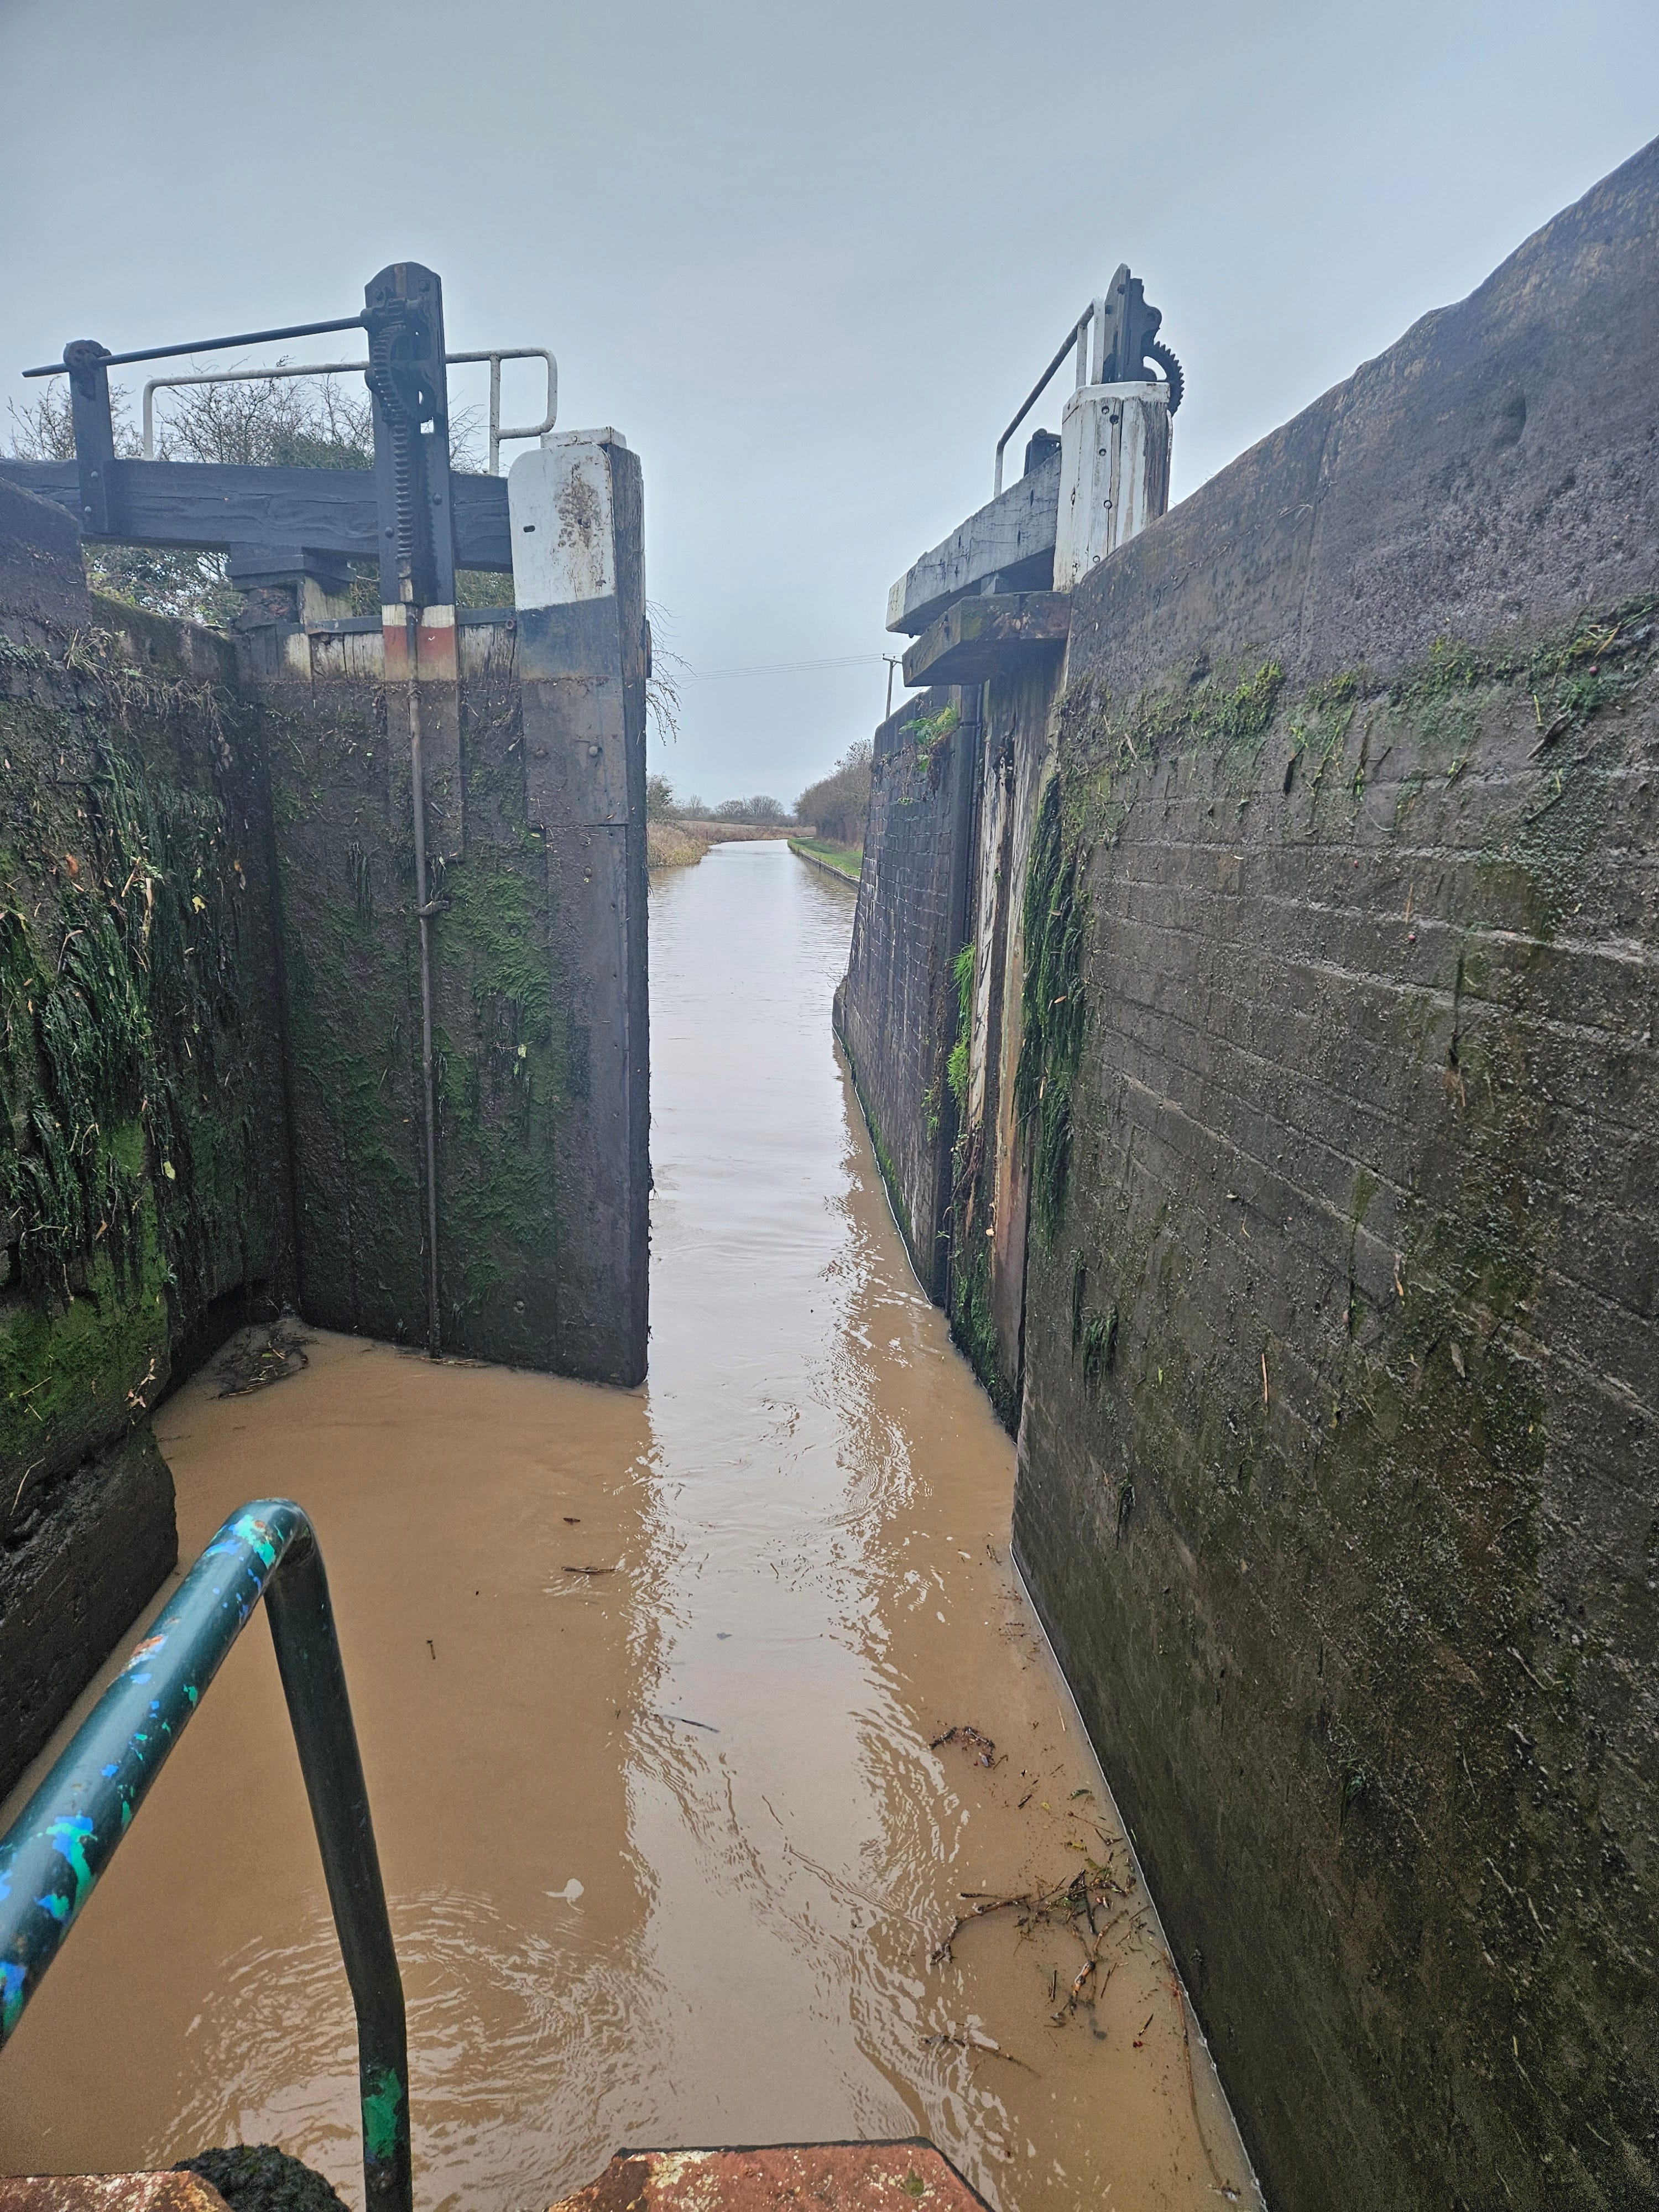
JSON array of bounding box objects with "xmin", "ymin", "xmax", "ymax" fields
[
  {"xmin": 264, "ymin": 1535, "xmax": 411, "ymax": 2212},
  {"xmin": 488, "ymin": 353, "xmax": 503, "ymax": 476},
  {"xmin": 406, "ymin": 615, "xmax": 442, "ymax": 1358}
]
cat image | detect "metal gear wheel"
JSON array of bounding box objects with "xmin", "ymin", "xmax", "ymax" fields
[{"xmin": 1146, "ymin": 338, "xmax": 1185, "ymax": 415}]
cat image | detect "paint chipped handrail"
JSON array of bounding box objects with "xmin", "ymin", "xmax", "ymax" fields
[{"xmin": 0, "ymin": 1501, "xmax": 410, "ymax": 2212}]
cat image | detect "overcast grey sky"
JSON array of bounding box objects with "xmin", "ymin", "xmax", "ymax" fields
[{"xmin": 3, "ymin": 1, "xmax": 1656, "ymax": 806}]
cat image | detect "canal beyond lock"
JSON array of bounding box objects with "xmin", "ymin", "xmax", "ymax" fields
[{"xmin": 0, "ymin": 841, "xmax": 1258, "ymax": 2212}]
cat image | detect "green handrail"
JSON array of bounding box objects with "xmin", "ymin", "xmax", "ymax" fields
[{"xmin": 0, "ymin": 1500, "xmax": 410, "ymax": 2212}]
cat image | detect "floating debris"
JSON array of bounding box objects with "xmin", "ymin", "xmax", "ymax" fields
[
  {"xmin": 213, "ymin": 1319, "xmax": 310, "ymax": 1398},
  {"xmin": 931, "ymin": 1860, "xmax": 1138, "ymax": 1978},
  {"xmin": 921, "ymin": 2030, "xmax": 1036, "ymax": 2073},
  {"xmin": 931, "ymin": 1724, "xmax": 997, "ymax": 1766}
]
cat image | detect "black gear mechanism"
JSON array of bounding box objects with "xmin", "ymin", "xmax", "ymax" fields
[{"xmin": 1145, "ymin": 338, "xmax": 1184, "ymax": 415}]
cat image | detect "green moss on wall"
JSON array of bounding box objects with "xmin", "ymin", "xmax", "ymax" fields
[
  {"xmin": 945, "ymin": 941, "xmax": 973, "ymax": 1113},
  {"xmin": 259, "ymin": 641, "xmax": 593, "ymax": 1363},
  {"xmin": 1016, "ymin": 604, "xmax": 1659, "ymax": 1247},
  {"xmin": 1, "ymin": 608, "xmax": 289, "ymax": 1503},
  {"xmin": 1055, "ymin": 653, "xmax": 1287, "ymax": 848},
  {"xmin": 1012, "ymin": 777, "xmax": 1089, "ymax": 1239},
  {"xmin": 1011, "ymin": 592, "xmax": 1659, "ymax": 2207}
]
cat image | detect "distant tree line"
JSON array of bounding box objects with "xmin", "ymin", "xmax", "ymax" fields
[
  {"xmin": 648, "ymin": 778, "xmax": 789, "ymax": 825},
  {"xmin": 795, "ymin": 740, "xmax": 872, "ymax": 846},
  {"xmin": 644, "ymin": 737, "xmax": 873, "ymax": 843}
]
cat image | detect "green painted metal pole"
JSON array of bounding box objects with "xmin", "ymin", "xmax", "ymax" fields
[
  {"xmin": 0, "ymin": 1501, "xmax": 411, "ymax": 2212},
  {"xmin": 264, "ymin": 1533, "xmax": 411, "ymax": 2212}
]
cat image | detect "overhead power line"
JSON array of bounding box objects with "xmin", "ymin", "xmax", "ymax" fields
[{"xmin": 687, "ymin": 651, "xmax": 888, "ymax": 681}]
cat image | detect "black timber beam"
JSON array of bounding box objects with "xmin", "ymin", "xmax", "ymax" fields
[
  {"xmin": 0, "ymin": 458, "xmax": 513, "ymax": 573},
  {"xmin": 900, "ymin": 591, "xmax": 1071, "ymax": 688}
]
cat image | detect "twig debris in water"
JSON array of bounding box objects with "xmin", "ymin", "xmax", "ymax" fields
[
  {"xmin": 932, "ymin": 1861, "xmax": 1138, "ymax": 1975},
  {"xmin": 921, "ymin": 2032, "xmax": 1036, "ymax": 2073},
  {"xmin": 931, "ymin": 1724, "xmax": 997, "ymax": 1766}
]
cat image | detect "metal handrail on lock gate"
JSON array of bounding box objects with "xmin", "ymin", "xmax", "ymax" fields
[
  {"xmin": 133, "ymin": 348, "xmax": 559, "ymax": 473},
  {"xmin": 992, "ymin": 299, "xmax": 1107, "ymax": 497},
  {"xmin": 0, "ymin": 1501, "xmax": 411, "ymax": 2212},
  {"xmin": 990, "ymin": 272, "xmax": 1182, "ymax": 496}
]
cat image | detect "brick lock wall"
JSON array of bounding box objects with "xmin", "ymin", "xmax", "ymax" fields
[{"xmin": 1015, "ymin": 138, "xmax": 1659, "ymax": 2211}]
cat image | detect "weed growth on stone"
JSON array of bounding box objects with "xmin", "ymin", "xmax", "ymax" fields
[{"xmin": 1014, "ymin": 778, "xmax": 1088, "ymax": 1238}]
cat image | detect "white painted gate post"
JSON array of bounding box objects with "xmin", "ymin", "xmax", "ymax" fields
[{"xmin": 1052, "ymin": 380, "xmax": 1172, "ymax": 592}]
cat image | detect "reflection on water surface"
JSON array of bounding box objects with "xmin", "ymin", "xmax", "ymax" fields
[{"xmin": 0, "ymin": 841, "xmax": 1258, "ymax": 2212}]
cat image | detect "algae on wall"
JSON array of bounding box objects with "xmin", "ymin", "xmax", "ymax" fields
[
  {"xmin": 836, "ymin": 688, "xmax": 982, "ymax": 1312},
  {"xmin": 0, "ymin": 587, "xmax": 293, "ymax": 1791},
  {"xmin": 260, "ymin": 624, "xmax": 580, "ymax": 1369},
  {"xmin": 1014, "ymin": 606, "xmax": 1659, "ymax": 2212},
  {"xmin": 436, "ymin": 636, "xmax": 572, "ymax": 1363},
  {"xmin": 1, "ymin": 601, "xmax": 294, "ymax": 1477}
]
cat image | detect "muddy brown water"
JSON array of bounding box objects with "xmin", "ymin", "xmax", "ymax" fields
[{"xmin": 1, "ymin": 841, "xmax": 1260, "ymax": 2211}]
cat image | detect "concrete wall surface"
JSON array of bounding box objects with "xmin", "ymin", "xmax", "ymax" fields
[
  {"xmin": 1013, "ymin": 138, "xmax": 1659, "ymax": 2210},
  {"xmin": 260, "ymin": 618, "xmax": 649, "ymax": 1381},
  {"xmin": 0, "ymin": 483, "xmax": 292, "ymax": 1797},
  {"xmin": 258, "ymin": 641, "xmax": 508, "ymax": 1356},
  {"xmin": 835, "ymin": 686, "xmax": 978, "ymax": 1300},
  {"xmin": 258, "ymin": 442, "xmax": 649, "ymax": 1385}
]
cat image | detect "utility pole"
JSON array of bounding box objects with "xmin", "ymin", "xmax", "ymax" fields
[{"xmin": 884, "ymin": 654, "xmax": 901, "ymax": 720}]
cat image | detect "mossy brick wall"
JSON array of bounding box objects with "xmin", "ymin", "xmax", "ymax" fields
[
  {"xmin": 1014, "ymin": 142, "xmax": 1659, "ymax": 2209},
  {"xmin": 259, "ymin": 627, "xmax": 589, "ymax": 1368},
  {"xmin": 0, "ymin": 482, "xmax": 293, "ymax": 1799},
  {"xmin": 836, "ymin": 686, "xmax": 978, "ymax": 1299}
]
